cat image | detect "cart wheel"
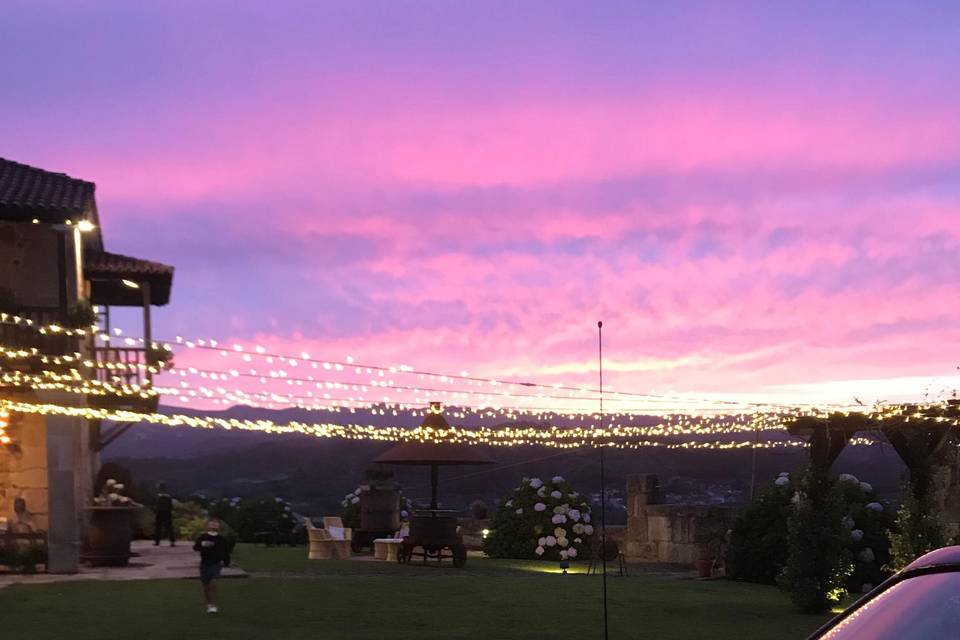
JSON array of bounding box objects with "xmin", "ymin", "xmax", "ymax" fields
[{"xmin": 452, "ymin": 544, "xmax": 467, "ymax": 568}]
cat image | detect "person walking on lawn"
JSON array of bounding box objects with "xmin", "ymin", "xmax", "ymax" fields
[
  {"xmin": 194, "ymin": 518, "xmax": 232, "ymax": 614},
  {"xmin": 153, "ymin": 482, "xmax": 176, "ymax": 546}
]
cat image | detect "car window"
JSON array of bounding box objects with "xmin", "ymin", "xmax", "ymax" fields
[{"xmin": 821, "ymin": 572, "xmax": 960, "ymax": 639}]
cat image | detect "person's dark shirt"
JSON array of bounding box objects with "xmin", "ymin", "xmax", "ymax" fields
[
  {"xmin": 193, "ymin": 533, "xmax": 231, "ymax": 566},
  {"xmin": 155, "ymin": 494, "xmax": 173, "ymax": 515}
]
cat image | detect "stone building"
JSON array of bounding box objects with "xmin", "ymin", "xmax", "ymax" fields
[
  {"xmin": 0, "ymin": 157, "xmax": 174, "ymax": 572},
  {"xmin": 620, "ymin": 474, "xmax": 738, "ymax": 567}
]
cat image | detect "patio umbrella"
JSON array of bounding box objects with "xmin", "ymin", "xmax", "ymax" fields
[{"xmin": 371, "ymin": 405, "xmax": 495, "ymax": 511}]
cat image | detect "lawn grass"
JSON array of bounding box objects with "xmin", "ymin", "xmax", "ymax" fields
[{"xmin": 0, "ymin": 545, "xmax": 831, "ymax": 640}]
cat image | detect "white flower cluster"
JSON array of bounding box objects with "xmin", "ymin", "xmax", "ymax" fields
[
  {"xmin": 518, "ymin": 476, "xmax": 593, "ymax": 561},
  {"xmin": 93, "ymin": 478, "xmax": 133, "ymax": 506},
  {"xmin": 775, "ymin": 472, "xmax": 790, "ymax": 486}
]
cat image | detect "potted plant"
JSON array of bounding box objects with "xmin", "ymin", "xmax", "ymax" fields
[
  {"xmin": 147, "ymin": 345, "xmax": 175, "ymax": 371},
  {"xmin": 65, "ymin": 300, "xmax": 98, "ymax": 329},
  {"xmin": 84, "ymin": 479, "xmax": 141, "ymax": 567}
]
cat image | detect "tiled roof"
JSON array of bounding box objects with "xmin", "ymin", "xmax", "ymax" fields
[
  {"xmin": 86, "ymin": 251, "xmax": 175, "ymax": 306},
  {"xmin": 0, "ymin": 157, "xmax": 95, "ymax": 221},
  {"xmin": 85, "ymin": 251, "xmax": 174, "ymax": 277}
]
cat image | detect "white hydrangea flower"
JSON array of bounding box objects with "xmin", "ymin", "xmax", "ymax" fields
[
  {"xmin": 558, "ymin": 537, "xmax": 569, "ymax": 548},
  {"xmin": 859, "ymin": 482, "xmax": 873, "ymax": 493},
  {"xmin": 515, "ymin": 508, "xmax": 524, "ymax": 515},
  {"xmin": 839, "ymin": 473, "xmax": 859, "ymax": 484},
  {"xmin": 108, "ymin": 493, "xmax": 120, "ymax": 501},
  {"xmin": 552, "ymin": 476, "xmax": 565, "ymax": 484},
  {"xmin": 551, "ymin": 514, "xmax": 567, "ymax": 525},
  {"xmin": 535, "ymin": 546, "xmax": 545, "ymax": 556},
  {"xmin": 350, "ymin": 496, "xmax": 360, "ymax": 504},
  {"xmin": 573, "ymin": 523, "xmax": 585, "ymax": 534},
  {"xmin": 866, "ymin": 502, "xmax": 883, "ymax": 512},
  {"xmin": 275, "ymin": 497, "xmax": 284, "ymax": 502},
  {"xmin": 114, "ymin": 483, "xmax": 125, "ymax": 491},
  {"xmin": 550, "ymin": 490, "xmax": 562, "ymax": 499},
  {"xmin": 554, "ymin": 527, "xmax": 566, "ymax": 537},
  {"xmin": 545, "ymin": 536, "xmax": 557, "ymax": 547},
  {"xmin": 841, "ymin": 516, "xmax": 855, "ymax": 530},
  {"xmin": 534, "ymin": 502, "xmax": 546, "ymax": 512},
  {"xmin": 400, "ymin": 510, "xmax": 409, "ymax": 518},
  {"xmin": 774, "ymin": 477, "xmax": 790, "ymax": 486},
  {"xmin": 529, "ymin": 478, "xmax": 544, "ymax": 489},
  {"xmin": 568, "ymin": 509, "xmax": 581, "ymax": 522},
  {"xmin": 567, "ymin": 547, "xmax": 578, "ymax": 558},
  {"xmin": 859, "ymin": 548, "xmax": 875, "ymax": 563},
  {"xmin": 341, "ymin": 500, "xmax": 349, "ymax": 507},
  {"xmin": 574, "ymin": 537, "xmax": 582, "ymax": 544},
  {"xmin": 850, "ymin": 529, "xmax": 864, "ymax": 542},
  {"xmin": 583, "ymin": 524, "xmax": 594, "ymax": 535},
  {"xmin": 504, "ymin": 500, "xmax": 513, "ymax": 508},
  {"xmin": 559, "ymin": 550, "xmax": 569, "ymax": 560},
  {"xmin": 778, "ymin": 472, "xmax": 789, "ymax": 477},
  {"xmin": 106, "ymin": 479, "xmax": 117, "ymax": 487},
  {"xmin": 569, "ymin": 492, "xmax": 579, "ymax": 498},
  {"xmin": 538, "ymin": 537, "xmax": 546, "ymax": 546},
  {"xmin": 582, "ymin": 513, "xmax": 590, "ymax": 523},
  {"xmin": 537, "ymin": 487, "xmax": 547, "ymax": 498}
]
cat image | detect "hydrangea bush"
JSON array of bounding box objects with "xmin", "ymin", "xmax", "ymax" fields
[
  {"xmin": 483, "ymin": 476, "xmax": 594, "ymax": 561},
  {"xmin": 728, "ymin": 470, "xmax": 894, "ymax": 600}
]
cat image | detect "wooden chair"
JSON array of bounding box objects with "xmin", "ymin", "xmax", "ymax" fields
[
  {"xmin": 321, "ymin": 516, "xmax": 353, "ymax": 559},
  {"xmin": 304, "ymin": 518, "xmax": 333, "ymax": 560}
]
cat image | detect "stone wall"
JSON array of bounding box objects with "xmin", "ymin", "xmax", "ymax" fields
[
  {"xmin": 0, "ymin": 221, "xmax": 70, "ymax": 308},
  {"xmin": 621, "ymin": 473, "xmax": 738, "ymax": 566},
  {"xmin": 0, "ymin": 393, "xmax": 50, "ymax": 532}
]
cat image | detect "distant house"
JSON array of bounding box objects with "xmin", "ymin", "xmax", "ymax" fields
[{"xmin": 0, "ymin": 157, "xmax": 174, "ymax": 572}]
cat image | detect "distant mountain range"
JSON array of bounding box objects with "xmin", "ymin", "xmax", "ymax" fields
[{"xmin": 104, "ymin": 405, "xmax": 907, "ymax": 518}]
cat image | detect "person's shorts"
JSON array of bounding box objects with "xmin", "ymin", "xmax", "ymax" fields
[{"xmin": 200, "ymin": 564, "xmax": 222, "ymax": 584}]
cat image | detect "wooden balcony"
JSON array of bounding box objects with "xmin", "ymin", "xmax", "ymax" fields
[
  {"xmin": 0, "ymin": 307, "xmax": 82, "ymax": 375},
  {"xmin": 89, "ymin": 346, "xmax": 161, "ymax": 412}
]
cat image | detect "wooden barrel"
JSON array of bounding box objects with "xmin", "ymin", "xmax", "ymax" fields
[
  {"xmin": 360, "ymin": 481, "xmax": 400, "ymax": 531},
  {"xmin": 84, "ymin": 507, "xmax": 137, "ymax": 567}
]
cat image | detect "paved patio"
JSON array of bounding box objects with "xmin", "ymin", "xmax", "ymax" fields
[{"xmin": 0, "ymin": 540, "xmax": 246, "ymax": 589}]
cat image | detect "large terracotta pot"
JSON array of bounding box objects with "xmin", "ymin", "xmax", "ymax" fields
[{"xmin": 83, "ymin": 506, "xmax": 139, "ymax": 567}]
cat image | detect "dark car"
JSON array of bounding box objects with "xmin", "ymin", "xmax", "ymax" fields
[{"xmin": 808, "ymin": 546, "xmax": 960, "ymax": 639}]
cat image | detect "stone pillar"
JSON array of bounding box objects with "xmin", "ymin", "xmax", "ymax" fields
[{"xmin": 45, "ymin": 413, "xmax": 82, "ymax": 573}]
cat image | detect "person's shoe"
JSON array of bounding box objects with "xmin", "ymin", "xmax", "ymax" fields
[{"xmin": 206, "ymin": 605, "xmax": 218, "ymax": 614}]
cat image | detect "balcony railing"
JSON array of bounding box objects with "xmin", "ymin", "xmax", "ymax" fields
[{"xmin": 92, "ymin": 346, "xmax": 151, "ymax": 388}]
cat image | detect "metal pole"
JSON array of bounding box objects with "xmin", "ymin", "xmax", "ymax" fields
[{"xmin": 598, "ymin": 320, "xmax": 609, "ymax": 640}]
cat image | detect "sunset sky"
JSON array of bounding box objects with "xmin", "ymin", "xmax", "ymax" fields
[{"xmin": 3, "ymin": 2, "xmax": 959, "ymax": 408}]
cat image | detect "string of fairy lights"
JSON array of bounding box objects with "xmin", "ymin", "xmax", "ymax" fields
[{"xmin": 1, "ymin": 312, "xmax": 958, "ymax": 450}]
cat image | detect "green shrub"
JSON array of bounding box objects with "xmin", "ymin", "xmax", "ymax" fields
[
  {"xmin": 208, "ymin": 496, "xmax": 295, "ymax": 543},
  {"xmin": 0, "ymin": 542, "xmax": 47, "ymax": 573},
  {"xmin": 777, "ymin": 470, "xmax": 853, "ymax": 614},
  {"xmin": 889, "ymin": 482, "xmax": 945, "ymax": 571},
  {"xmin": 483, "ymin": 475, "xmax": 593, "ymax": 561},
  {"xmin": 727, "ymin": 475, "xmax": 794, "ymax": 584}
]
